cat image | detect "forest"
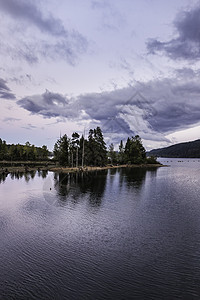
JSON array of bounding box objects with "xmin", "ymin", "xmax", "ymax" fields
[
  {"xmin": 53, "ymin": 126, "xmax": 157, "ymax": 167},
  {"xmin": 0, "ymin": 139, "xmax": 49, "ymax": 161},
  {"xmin": 0, "ymin": 127, "xmax": 157, "ymax": 166},
  {"xmin": 148, "ymin": 139, "xmax": 200, "ymax": 158}
]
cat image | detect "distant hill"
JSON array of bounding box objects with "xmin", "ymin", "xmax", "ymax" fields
[{"xmin": 148, "ymin": 139, "xmax": 200, "ymax": 158}]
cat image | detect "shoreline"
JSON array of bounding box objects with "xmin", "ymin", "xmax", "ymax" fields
[
  {"xmin": 0, "ymin": 160, "xmax": 54, "ymax": 175},
  {"xmin": 0, "ymin": 163, "xmax": 165, "ymax": 175},
  {"xmin": 49, "ymin": 164, "xmax": 164, "ymax": 173}
]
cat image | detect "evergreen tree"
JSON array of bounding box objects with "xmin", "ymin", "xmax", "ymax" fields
[
  {"xmin": 71, "ymin": 132, "xmax": 80, "ymax": 167},
  {"xmin": 87, "ymin": 129, "xmax": 96, "ymax": 165},
  {"xmin": 108, "ymin": 143, "xmax": 117, "ymax": 164},
  {"xmin": 0, "ymin": 138, "xmax": 49, "ymax": 161},
  {"xmin": 78, "ymin": 135, "xmax": 88, "ymax": 167},
  {"xmin": 39, "ymin": 145, "xmax": 49, "ymax": 160},
  {"xmin": 94, "ymin": 127, "xmax": 107, "ymax": 166},
  {"xmin": 118, "ymin": 140, "xmax": 125, "ymax": 164},
  {"xmin": 0, "ymin": 139, "xmax": 8, "ymax": 160},
  {"xmin": 53, "ymin": 134, "xmax": 70, "ymax": 166},
  {"xmin": 124, "ymin": 135, "xmax": 146, "ymax": 164},
  {"xmin": 87, "ymin": 127, "xmax": 107, "ymax": 166},
  {"xmin": 124, "ymin": 137, "xmax": 131, "ymax": 163}
]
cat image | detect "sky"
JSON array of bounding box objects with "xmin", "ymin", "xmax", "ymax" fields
[{"xmin": 0, "ymin": 0, "xmax": 200, "ymax": 151}]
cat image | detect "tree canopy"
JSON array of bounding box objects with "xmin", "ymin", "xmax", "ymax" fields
[
  {"xmin": 53, "ymin": 128, "xmax": 153, "ymax": 167},
  {"xmin": 53, "ymin": 127, "xmax": 107, "ymax": 167},
  {"xmin": 0, "ymin": 138, "xmax": 49, "ymax": 161},
  {"xmin": 0, "ymin": 127, "xmax": 158, "ymax": 166}
]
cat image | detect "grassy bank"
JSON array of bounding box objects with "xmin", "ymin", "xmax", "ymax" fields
[
  {"xmin": 0, "ymin": 160, "xmax": 56, "ymax": 174},
  {"xmin": 0, "ymin": 161, "xmax": 164, "ymax": 175},
  {"xmin": 49, "ymin": 163, "xmax": 164, "ymax": 174}
]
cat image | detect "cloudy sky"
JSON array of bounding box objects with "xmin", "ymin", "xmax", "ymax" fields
[{"xmin": 1, "ymin": 0, "xmax": 200, "ymax": 150}]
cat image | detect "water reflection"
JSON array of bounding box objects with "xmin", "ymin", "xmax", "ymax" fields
[
  {"xmin": 52, "ymin": 168, "xmax": 157, "ymax": 207},
  {"xmin": 37, "ymin": 170, "xmax": 48, "ymax": 178},
  {"xmin": 2, "ymin": 163, "xmax": 200, "ymax": 299},
  {"xmin": 119, "ymin": 167, "xmax": 156, "ymax": 189},
  {"xmin": 0, "ymin": 170, "xmax": 48, "ymax": 183},
  {"xmin": 53, "ymin": 170, "xmax": 108, "ymax": 207},
  {"xmin": 0, "ymin": 172, "xmax": 8, "ymax": 183}
]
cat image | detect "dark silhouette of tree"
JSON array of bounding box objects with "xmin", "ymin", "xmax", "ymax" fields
[
  {"xmin": 0, "ymin": 139, "xmax": 49, "ymax": 161},
  {"xmin": 53, "ymin": 134, "xmax": 70, "ymax": 166},
  {"xmin": 87, "ymin": 127, "xmax": 107, "ymax": 166},
  {"xmin": 118, "ymin": 140, "xmax": 125, "ymax": 164},
  {"xmin": 52, "ymin": 129, "xmax": 151, "ymax": 167},
  {"xmin": 71, "ymin": 132, "xmax": 80, "ymax": 167},
  {"xmin": 124, "ymin": 135, "xmax": 146, "ymax": 164},
  {"xmin": 108, "ymin": 143, "xmax": 117, "ymax": 164},
  {"xmin": 0, "ymin": 139, "xmax": 8, "ymax": 160}
]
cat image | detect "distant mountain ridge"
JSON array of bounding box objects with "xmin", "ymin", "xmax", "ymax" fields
[{"xmin": 148, "ymin": 139, "xmax": 200, "ymax": 158}]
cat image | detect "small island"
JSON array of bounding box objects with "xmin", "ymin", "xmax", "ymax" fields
[{"xmin": 0, "ymin": 127, "xmax": 161, "ymax": 175}]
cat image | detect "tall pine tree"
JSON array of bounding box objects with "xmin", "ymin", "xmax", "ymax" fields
[{"xmin": 53, "ymin": 134, "xmax": 70, "ymax": 166}]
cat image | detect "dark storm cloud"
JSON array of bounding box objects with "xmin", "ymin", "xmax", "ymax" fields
[
  {"xmin": 0, "ymin": 0, "xmax": 66, "ymax": 36},
  {"xmin": 0, "ymin": 78, "xmax": 15, "ymax": 99},
  {"xmin": 17, "ymin": 69, "xmax": 200, "ymax": 142},
  {"xmin": 17, "ymin": 90, "xmax": 79, "ymax": 119},
  {"xmin": 137, "ymin": 77, "xmax": 200, "ymax": 133},
  {"xmin": 147, "ymin": 4, "xmax": 200, "ymax": 60},
  {"xmin": 0, "ymin": 0, "xmax": 88, "ymax": 65}
]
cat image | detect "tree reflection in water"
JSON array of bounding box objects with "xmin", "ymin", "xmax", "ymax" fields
[
  {"xmin": 53, "ymin": 168, "xmax": 159, "ymax": 207},
  {"xmin": 0, "ymin": 170, "xmax": 48, "ymax": 183},
  {"xmin": 105, "ymin": 167, "xmax": 159, "ymax": 205},
  {"xmin": 119, "ymin": 167, "xmax": 158, "ymax": 189},
  {"xmin": 53, "ymin": 170, "xmax": 108, "ymax": 207},
  {"xmin": 0, "ymin": 172, "xmax": 8, "ymax": 183},
  {"xmin": 0, "ymin": 168, "xmax": 159, "ymax": 210},
  {"xmin": 37, "ymin": 170, "xmax": 48, "ymax": 179}
]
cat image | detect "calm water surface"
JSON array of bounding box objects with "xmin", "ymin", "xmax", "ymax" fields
[{"xmin": 1, "ymin": 159, "xmax": 200, "ymax": 299}]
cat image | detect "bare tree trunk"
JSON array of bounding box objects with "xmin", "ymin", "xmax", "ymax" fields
[
  {"xmin": 68, "ymin": 152, "xmax": 70, "ymax": 166},
  {"xmin": 76, "ymin": 147, "xmax": 78, "ymax": 168},
  {"xmin": 71, "ymin": 152, "xmax": 73, "ymax": 168},
  {"xmin": 82, "ymin": 139, "xmax": 84, "ymax": 168}
]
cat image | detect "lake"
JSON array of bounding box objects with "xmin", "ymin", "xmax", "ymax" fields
[{"xmin": 1, "ymin": 159, "xmax": 200, "ymax": 299}]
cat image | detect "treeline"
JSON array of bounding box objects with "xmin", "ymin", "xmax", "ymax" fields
[
  {"xmin": 0, "ymin": 127, "xmax": 157, "ymax": 165},
  {"xmin": 54, "ymin": 127, "xmax": 107, "ymax": 167},
  {"xmin": 109, "ymin": 135, "xmax": 146, "ymax": 165},
  {"xmin": 54, "ymin": 126, "xmax": 157, "ymax": 167},
  {"xmin": 0, "ymin": 139, "xmax": 49, "ymax": 161}
]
